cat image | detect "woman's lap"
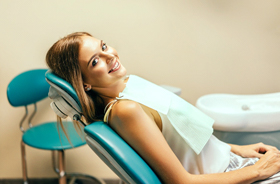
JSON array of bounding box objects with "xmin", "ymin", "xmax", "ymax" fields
[{"xmin": 225, "ymin": 152, "xmax": 280, "ymax": 184}]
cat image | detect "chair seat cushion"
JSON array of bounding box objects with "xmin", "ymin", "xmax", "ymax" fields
[{"xmin": 23, "ymin": 122, "xmax": 86, "ymax": 150}]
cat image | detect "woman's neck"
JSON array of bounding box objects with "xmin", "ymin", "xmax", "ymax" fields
[{"xmin": 97, "ymin": 76, "xmax": 129, "ymax": 105}]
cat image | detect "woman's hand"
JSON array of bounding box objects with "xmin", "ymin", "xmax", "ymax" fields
[
  {"xmin": 229, "ymin": 142, "xmax": 279, "ymax": 158},
  {"xmin": 253, "ymin": 150, "xmax": 280, "ymax": 180}
]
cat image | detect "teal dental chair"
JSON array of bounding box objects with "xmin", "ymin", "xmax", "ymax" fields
[
  {"xmin": 7, "ymin": 69, "xmax": 103, "ymax": 184},
  {"xmin": 45, "ymin": 70, "xmax": 162, "ymax": 184}
]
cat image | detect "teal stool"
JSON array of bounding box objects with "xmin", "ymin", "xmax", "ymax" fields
[
  {"xmin": 7, "ymin": 69, "xmax": 97, "ymax": 184},
  {"xmin": 46, "ymin": 70, "xmax": 162, "ymax": 184}
]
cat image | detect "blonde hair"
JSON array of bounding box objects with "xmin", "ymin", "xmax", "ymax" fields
[
  {"xmin": 46, "ymin": 32, "xmax": 105, "ymax": 124},
  {"xmin": 57, "ymin": 116, "xmax": 85, "ymax": 147}
]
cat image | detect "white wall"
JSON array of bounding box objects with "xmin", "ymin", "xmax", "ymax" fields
[{"xmin": 1, "ymin": 0, "xmax": 280, "ymax": 179}]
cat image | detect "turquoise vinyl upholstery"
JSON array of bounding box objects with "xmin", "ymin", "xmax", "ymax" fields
[
  {"xmin": 84, "ymin": 122, "xmax": 161, "ymax": 184},
  {"xmin": 7, "ymin": 69, "xmax": 50, "ymax": 107},
  {"xmin": 7, "ymin": 69, "xmax": 87, "ymax": 184},
  {"xmin": 45, "ymin": 70, "xmax": 162, "ymax": 184},
  {"xmin": 22, "ymin": 122, "xmax": 85, "ymax": 150},
  {"xmin": 7, "ymin": 69, "xmax": 86, "ymax": 150}
]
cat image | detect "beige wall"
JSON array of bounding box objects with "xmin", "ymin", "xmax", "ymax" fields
[{"xmin": 1, "ymin": 0, "xmax": 280, "ymax": 180}]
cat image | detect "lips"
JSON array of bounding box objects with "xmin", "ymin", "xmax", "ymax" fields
[{"xmin": 108, "ymin": 61, "xmax": 120, "ymax": 73}]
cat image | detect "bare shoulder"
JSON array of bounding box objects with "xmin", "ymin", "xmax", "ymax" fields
[
  {"xmin": 108, "ymin": 100, "xmax": 190, "ymax": 183},
  {"xmin": 109, "ymin": 100, "xmax": 144, "ymax": 123},
  {"xmin": 113, "ymin": 99, "xmax": 141, "ymax": 114}
]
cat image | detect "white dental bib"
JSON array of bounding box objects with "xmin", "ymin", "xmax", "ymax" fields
[
  {"xmin": 104, "ymin": 75, "xmax": 231, "ymax": 174},
  {"xmin": 116, "ymin": 75, "xmax": 214, "ymax": 154}
]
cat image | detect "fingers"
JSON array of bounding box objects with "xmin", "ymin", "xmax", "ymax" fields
[
  {"xmin": 255, "ymin": 150, "xmax": 280, "ymax": 180},
  {"xmin": 264, "ymin": 150, "xmax": 280, "ymax": 159},
  {"xmin": 256, "ymin": 142, "xmax": 279, "ymax": 153},
  {"xmin": 251, "ymin": 153, "xmax": 264, "ymax": 158},
  {"xmin": 268, "ymin": 146, "xmax": 279, "ymax": 152}
]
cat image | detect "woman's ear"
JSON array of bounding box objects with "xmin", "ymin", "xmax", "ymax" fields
[{"xmin": 83, "ymin": 83, "xmax": 92, "ymax": 92}]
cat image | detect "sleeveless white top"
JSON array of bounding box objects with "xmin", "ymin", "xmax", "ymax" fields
[
  {"xmin": 104, "ymin": 75, "xmax": 231, "ymax": 174},
  {"xmin": 160, "ymin": 112, "xmax": 231, "ymax": 174}
]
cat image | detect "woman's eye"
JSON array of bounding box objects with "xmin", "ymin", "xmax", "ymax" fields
[
  {"xmin": 92, "ymin": 58, "xmax": 98, "ymax": 66},
  {"xmin": 102, "ymin": 43, "xmax": 107, "ymax": 51}
]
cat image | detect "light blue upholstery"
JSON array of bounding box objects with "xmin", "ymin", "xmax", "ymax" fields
[
  {"xmin": 7, "ymin": 69, "xmax": 50, "ymax": 107},
  {"xmin": 45, "ymin": 70, "xmax": 162, "ymax": 184},
  {"xmin": 45, "ymin": 70, "xmax": 81, "ymax": 107},
  {"xmin": 22, "ymin": 122, "xmax": 85, "ymax": 150},
  {"xmin": 7, "ymin": 69, "xmax": 86, "ymax": 184},
  {"xmin": 7, "ymin": 69, "xmax": 86, "ymax": 149},
  {"xmin": 84, "ymin": 122, "xmax": 162, "ymax": 184}
]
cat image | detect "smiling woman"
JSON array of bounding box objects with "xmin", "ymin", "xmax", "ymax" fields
[
  {"xmin": 78, "ymin": 36, "xmax": 127, "ymax": 96},
  {"xmin": 46, "ymin": 32, "xmax": 280, "ymax": 184},
  {"xmin": 46, "ymin": 32, "xmax": 100, "ymax": 123}
]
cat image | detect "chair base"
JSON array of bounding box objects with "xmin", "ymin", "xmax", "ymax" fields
[
  {"xmin": 21, "ymin": 142, "xmax": 105, "ymax": 184},
  {"xmin": 67, "ymin": 173, "xmax": 106, "ymax": 184},
  {"xmin": 52, "ymin": 150, "xmax": 106, "ymax": 184}
]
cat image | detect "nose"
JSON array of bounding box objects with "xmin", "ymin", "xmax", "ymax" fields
[
  {"xmin": 99, "ymin": 46, "xmax": 118, "ymax": 64},
  {"xmin": 99, "ymin": 50, "xmax": 116, "ymax": 64},
  {"xmin": 107, "ymin": 53, "xmax": 116, "ymax": 63},
  {"xmin": 104, "ymin": 54, "xmax": 115, "ymax": 64}
]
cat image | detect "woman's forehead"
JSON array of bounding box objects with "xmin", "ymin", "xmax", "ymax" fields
[
  {"xmin": 78, "ymin": 36, "xmax": 101, "ymax": 65},
  {"xmin": 81, "ymin": 36, "xmax": 100, "ymax": 50}
]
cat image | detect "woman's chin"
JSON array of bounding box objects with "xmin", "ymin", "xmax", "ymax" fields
[{"xmin": 115, "ymin": 66, "xmax": 127, "ymax": 78}]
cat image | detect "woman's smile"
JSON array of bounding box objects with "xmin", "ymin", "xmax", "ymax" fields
[
  {"xmin": 78, "ymin": 35, "xmax": 127, "ymax": 94},
  {"xmin": 109, "ymin": 60, "xmax": 120, "ymax": 73}
]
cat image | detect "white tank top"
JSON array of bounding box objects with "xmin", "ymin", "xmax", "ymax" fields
[
  {"xmin": 116, "ymin": 75, "xmax": 215, "ymax": 154},
  {"xmin": 104, "ymin": 75, "xmax": 231, "ymax": 174},
  {"xmin": 160, "ymin": 112, "xmax": 231, "ymax": 174}
]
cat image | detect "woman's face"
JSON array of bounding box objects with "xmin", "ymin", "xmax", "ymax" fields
[{"xmin": 78, "ymin": 36, "xmax": 127, "ymax": 91}]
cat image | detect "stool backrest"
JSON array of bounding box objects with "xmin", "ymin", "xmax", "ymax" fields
[{"xmin": 7, "ymin": 69, "xmax": 49, "ymax": 107}]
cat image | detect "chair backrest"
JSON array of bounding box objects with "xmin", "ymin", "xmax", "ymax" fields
[
  {"xmin": 45, "ymin": 70, "xmax": 161, "ymax": 184},
  {"xmin": 7, "ymin": 69, "xmax": 51, "ymax": 132},
  {"xmin": 7, "ymin": 69, "xmax": 49, "ymax": 107}
]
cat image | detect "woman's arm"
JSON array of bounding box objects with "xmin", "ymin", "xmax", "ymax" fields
[
  {"xmin": 108, "ymin": 100, "xmax": 280, "ymax": 184},
  {"xmin": 229, "ymin": 143, "xmax": 279, "ymax": 158}
]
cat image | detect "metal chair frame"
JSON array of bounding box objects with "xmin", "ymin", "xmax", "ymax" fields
[
  {"xmin": 18, "ymin": 102, "xmax": 70, "ymax": 184},
  {"xmin": 19, "ymin": 103, "xmax": 105, "ymax": 184},
  {"xmin": 8, "ymin": 69, "xmax": 105, "ymax": 184}
]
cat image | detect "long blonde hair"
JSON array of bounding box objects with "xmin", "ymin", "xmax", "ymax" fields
[{"xmin": 46, "ymin": 32, "xmax": 105, "ymax": 124}]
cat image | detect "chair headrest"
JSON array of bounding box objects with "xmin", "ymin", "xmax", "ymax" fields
[{"xmin": 45, "ymin": 70, "xmax": 82, "ymax": 120}]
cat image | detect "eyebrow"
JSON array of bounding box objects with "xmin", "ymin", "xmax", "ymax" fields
[{"xmin": 87, "ymin": 40, "xmax": 103, "ymax": 67}]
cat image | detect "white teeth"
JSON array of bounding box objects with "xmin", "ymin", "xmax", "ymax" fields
[
  {"xmin": 112, "ymin": 62, "xmax": 119, "ymax": 70},
  {"xmin": 109, "ymin": 62, "xmax": 119, "ymax": 73}
]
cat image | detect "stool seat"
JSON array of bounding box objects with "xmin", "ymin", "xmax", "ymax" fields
[{"xmin": 23, "ymin": 122, "xmax": 86, "ymax": 150}]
